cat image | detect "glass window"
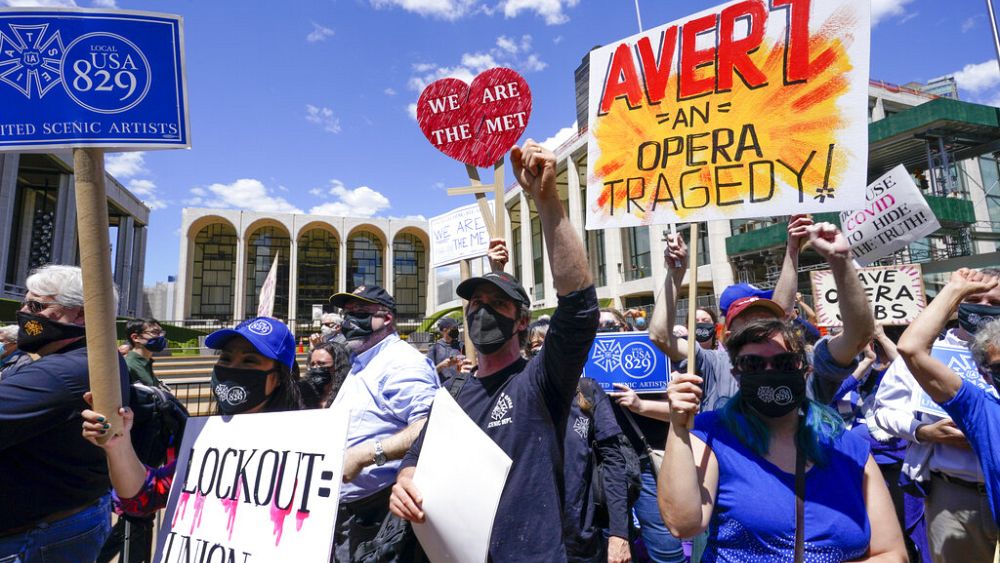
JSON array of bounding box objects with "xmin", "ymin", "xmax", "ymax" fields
[
  {"xmin": 347, "ymin": 231, "xmax": 383, "ymax": 290},
  {"xmin": 393, "ymin": 233, "xmax": 427, "ymax": 321},
  {"xmin": 435, "ymin": 263, "xmax": 460, "ymax": 306},
  {"xmin": 510, "ymin": 201, "xmax": 522, "ymax": 282},
  {"xmin": 581, "ymin": 181, "xmax": 607, "ymax": 286},
  {"xmin": 296, "ymin": 228, "xmax": 339, "ymax": 323},
  {"xmin": 191, "ymin": 223, "xmax": 237, "ymax": 320},
  {"xmin": 531, "ymin": 212, "xmax": 544, "ymax": 300},
  {"xmin": 622, "ymin": 226, "xmax": 651, "ymax": 282},
  {"xmin": 244, "ymin": 226, "xmax": 290, "ymax": 320}
]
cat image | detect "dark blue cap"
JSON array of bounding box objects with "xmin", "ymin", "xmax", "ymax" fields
[
  {"xmin": 718, "ymin": 283, "xmax": 774, "ymax": 315},
  {"xmin": 205, "ymin": 317, "xmax": 296, "ymax": 369}
]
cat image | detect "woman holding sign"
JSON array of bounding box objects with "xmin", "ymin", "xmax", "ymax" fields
[
  {"xmin": 80, "ymin": 317, "xmax": 303, "ymax": 516},
  {"xmin": 660, "ymin": 319, "xmax": 906, "ymax": 562}
]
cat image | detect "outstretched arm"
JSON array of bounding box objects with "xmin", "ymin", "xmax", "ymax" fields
[
  {"xmin": 512, "ymin": 141, "xmax": 591, "ymax": 295},
  {"xmin": 772, "ymin": 215, "xmax": 813, "ymax": 312},
  {"xmin": 897, "ymin": 269, "xmax": 998, "ymax": 403},
  {"xmin": 649, "ymin": 234, "xmax": 689, "ymax": 362}
]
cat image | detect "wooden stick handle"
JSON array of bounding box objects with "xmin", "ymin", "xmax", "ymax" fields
[
  {"xmin": 459, "ymin": 259, "xmax": 476, "ymax": 366},
  {"xmin": 685, "ymin": 223, "xmax": 700, "ymax": 428},
  {"xmin": 74, "ymin": 148, "xmax": 123, "ymax": 443}
]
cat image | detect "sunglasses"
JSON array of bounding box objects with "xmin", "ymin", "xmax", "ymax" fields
[
  {"xmin": 20, "ymin": 299, "xmax": 59, "ymax": 314},
  {"xmin": 980, "ymin": 361, "xmax": 1000, "ymax": 381},
  {"xmin": 733, "ymin": 352, "xmax": 803, "ymax": 374}
]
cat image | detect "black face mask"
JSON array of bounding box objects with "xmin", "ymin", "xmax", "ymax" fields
[
  {"xmin": 212, "ymin": 365, "xmax": 274, "ymax": 415},
  {"xmin": 739, "ymin": 369, "xmax": 807, "ymax": 418},
  {"xmin": 467, "ymin": 304, "xmax": 516, "ymax": 355},
  {"xmin": 694, "ymin": 323, "xmax": 716, "ymax": 343},
  {"xmin": 342, "ymin": 312, "xmax": 376, "ymax": 341},
  {"xmin": 16, "ymin": 311, "xmax": 86, "ymax": 353},
  {"xmin": 447, "ymin": 328, "xmax": 459, "ymax": 339},
  {"xmin": 958, "ymin": 303, "xmax": 1000, "ymax": 335},
  {"xmin": 143, "ymin": 336, "xmax": 167, "ymax": 353},
  {"xmin": 307, "ymin": 366, "xmax": 347, "ymax": 398}
]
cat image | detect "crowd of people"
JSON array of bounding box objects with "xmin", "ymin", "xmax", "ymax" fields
[{"xmin": 0, "ymin": 141, "xmax": 999, "ymax": 563}]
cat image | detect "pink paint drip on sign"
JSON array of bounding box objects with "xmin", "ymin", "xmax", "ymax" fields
[
  {"xmin": 173, "ymin": 491, "xmax": 190, "ymax": 528},
  {"xmin": 269, "ymin": 477, "xmax": 298, "ymax": 546},
  {"xmin": 190, "ymin": 493, "xmax": 207, "ymax": 535},
  {"xmin": 220, "ymin": 481, "xmax": 241, "ymax": 541}
]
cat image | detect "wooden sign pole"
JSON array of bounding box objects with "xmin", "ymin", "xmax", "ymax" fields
[
  {"xmin": 74, "ymin": 147, "xmax": 123, "ymax": 442},
  {"xmin": 459, "ymin": 259, "xmax": 476, "ymax": 365},
  {"xmin": 685, "ymin": 222, "xmax": 700, "ymax": 427}
]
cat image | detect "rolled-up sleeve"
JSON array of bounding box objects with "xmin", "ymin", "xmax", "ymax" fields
[{"xmin": 382, "ymin": 353, "xmax": 439, "ymax": 424}]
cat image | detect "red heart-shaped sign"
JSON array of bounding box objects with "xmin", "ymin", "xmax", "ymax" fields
[{"xmin": 417, "ymin": 67, "xmax": 532, "ymax": 168}]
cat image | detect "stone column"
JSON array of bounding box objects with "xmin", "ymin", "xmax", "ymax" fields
[
  {"xmin": 114, "ymin": 215, "xmax": 135, "ymax": 316},
  {"xmin": 130, "ymin": 225, "xmax": 147, "ymax": 317},
  {"xmin": 233, "ymin": 224, "xmax": 247, "ymax": 322},
  {"xmin": 288, "ymin": 237, "xmax": 298, "ymax": 328},
  {"xmin": 0, "ymin": 154, "xmax": 20, "ymax": 292},
  {"xmin": 518, "ymin": 192, "xmax": 534, "ymax": 302}
]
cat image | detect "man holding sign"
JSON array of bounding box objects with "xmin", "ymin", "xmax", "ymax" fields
[
  {"xmin": 391, "ymin": 141, "xmax": 598, "ymax": 561},
  {"xmin": 0, "ymin": 265, "xmax": 130, "ymax": 561},
  {"xmin": 874, "ymin": 267, "xmax": 1000, "ymax": 562}
]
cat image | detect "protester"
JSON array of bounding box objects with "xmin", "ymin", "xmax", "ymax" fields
[
  {"xmin": 0, "ymin": 265, "xmax": 130, "ymax": 562},
  {"xmin": 660, "ymin": 319, "xmax": 906, "ymax": 561},
  {"xmin": 524, "ymin": 318, "xmax": 549, "ymax": 359},
  {"xmin": 81, "ymin": 317, "xmax": 303, "ymax": 518},
  {"xmin": 0, "ymin": 323, "xmax": 31, "ymax": 378},
  {"xmin": 650, "ymin": 216, "xmax": 873, "ymax": 412},
  {"xmin": 123, "ymin": 318, "xmax": 169, "ymax": 389},
  {"xmin": 309, "ymin": 312, "xmax": 346, "ymax": 349},
  {"xmin": 896, "ymin": 269, "xmax": 1000, "ymax": 529},
  {"xmin": 390, "ymin": 140, "xmax": 598, "ymax": 562},
  {"xmin": 299, "ymin": 339, "xmax": 350, "ymax": 408},
  {"xmin": 693, "ymin": 308, "xmax": 720, "ymax": 351},
  {"xmin": 426, "ymin": 317, "xmax": 463, "ymax": 385},
  {"xmin": 604, "ymin": 307, "xmax": 684, "ymax": 563},
  {"xmin": 874, "ymin": 268, "xmax": 1000, "ymax": 562},
  {"xmin": 328, "ymin": 284, "xmax": 438, "ymax": 562}
]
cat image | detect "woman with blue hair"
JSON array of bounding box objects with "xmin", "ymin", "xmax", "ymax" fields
[{"xmin": 659, "ymin": 319, "xmax": 906, "ymax": 562}]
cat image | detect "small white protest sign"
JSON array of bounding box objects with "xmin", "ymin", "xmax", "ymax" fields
[
  {"xmin": 810, "ymin": 264, "xmax": 926, "ymax": 327},
  {"xmin": 429, "ymin": 201, "xmax": 495, "ymax": 267},
  {"xmin": 840, "ymin": 164, "xmax": 941, "ymax": 266},
  {"xmin": 412, "ymin": 388, "xmax": 512, "ymax": 562},
  {"xmin": 155, "ymin": 408, "xmax": 350, "ymax": 563}
]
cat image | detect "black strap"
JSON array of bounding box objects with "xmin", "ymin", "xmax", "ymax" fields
[
  {"xmin": 620, "ymin": 407, "xmax": 657, "ymax": 459},
  {"xmin": 447, "ymin": 370, "xmax": 469, "ymax": 399},
  {"xmin": 794, "ymin": 443, "xmax": 806, "ymax": 563}
]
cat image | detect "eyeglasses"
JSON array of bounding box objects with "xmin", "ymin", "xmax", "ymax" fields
[
  {"xmin": 20, "ymin": 299, "xmax": 59, "ymax": 314},
  {"xmin": 322, "ymin": 322, "xmax": 337, "ymax": 328},
  {"xmin": 733, "ymin": 352, "xmax": 804, "ymax": 374},
  {"xmin": 597, "ymin": 323, "xmax": 623, "ymax": 333}
]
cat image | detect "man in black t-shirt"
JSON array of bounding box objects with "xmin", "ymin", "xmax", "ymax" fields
[
  {"xmin": 390, "ymin": 140, "xmax": 599, "ymax": 562},
  {"xmin": 426, "ymin": 317, "xmax": 463, "ymax": 386}
]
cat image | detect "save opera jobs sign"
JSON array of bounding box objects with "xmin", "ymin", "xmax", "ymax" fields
[
  {"xmin": 586, "ymin": 0, "xmax": 871, "ymax": 228},
  {"xmin": 0, "ymin": 8, "xmax": 189, "ymax": 151}
]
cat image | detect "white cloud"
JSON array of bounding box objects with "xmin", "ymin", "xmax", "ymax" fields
[
  {"xmin": 954, "ymin": 60, "xmax": 1000, "ymax": 94},
  {"xmin": 963, "ymin": 15, "xmax": 984, "ymax": 33},
  {"xmin": 187, "ymin": 179, "xmax": 303, "ymax": 214},
  {"xmin": 870, "ymin": 0, "xmax": 915, "ymax": 26},
  {"xmin": 128, "ymin": 179, "xmax": 167, "ymax": 210},
  {"xmin": 552, "ymin": 35, "xmax": 563, "ymax": 45},
  {"xmin": 389, "ymin": 214, "xmax": 428, "ymax": 221},
  {"xmin": 305, "ymin": 104, "xmax": 342, "ymax": 133},
  {"xmin": 0, "ymin": 0, "xmax": 76, "ymax": 5},
  {"xmin": 384, "ymin": 87, "xmax": 397, "ymax": 96},
  {"xmin": 407, "ymin": 34, "xmax": 545, "ymax": 93},
  {"xmin": 106, "ymin": 152, "xmax": 147, "ymax": 178},
  {"xmin": 306, "ymin": 22, "xmax": 335, "ymax": 43},
  {"xmin": 502, "ymin": 0, "xmax": 579, "ymax": 25},
  {"xmin": 540, "ymin": 123, "xmax": 577, "ymax": 151},
  {"xmin": 308, "ymin": 187, "xmax": 323, "ymax": 196},
  {"xmin": 407, "ymin": 102, "xmax": 418, "ymax": 120},
  {"xmin": 90, "ymin": 0, "xmax": 116, "ymax": 6},
  {"xmin": 308, "ymin": 180, "xmax": 392, "ymax": 217},
  {"xmin": 369, "ymin": 0, "xmax": 480, "ymax": 21}
]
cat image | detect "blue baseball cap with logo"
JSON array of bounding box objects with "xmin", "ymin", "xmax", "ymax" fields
[
  {"xmin": 718, "ymin": 283, "xmax": 774, "ymax": 315},
  {"xmin": 205, "ymin": 317, "xmax": 296, "ymax": 369}
]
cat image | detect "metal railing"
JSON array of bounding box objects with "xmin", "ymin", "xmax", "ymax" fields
[{"xmin": 169, "ymin": 380, "xmax": 217, "ymax": 417}]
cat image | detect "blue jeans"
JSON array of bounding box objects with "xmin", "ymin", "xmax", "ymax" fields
[
  {"xmin": 634, "ymin": 460, "xmax": 685, "ymax": 563},
  {"xmin": 0, "ymin": 495, "xmax": 112, "ymax": 563}
]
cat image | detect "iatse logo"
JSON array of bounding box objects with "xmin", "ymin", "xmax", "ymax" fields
[
  {"xmin": 488, "ymin": 393, "xmax": 514, "ymax": 429},
  {"xmin": 573, "ymin": 416, "xmax": 589, "ymax": 439}
]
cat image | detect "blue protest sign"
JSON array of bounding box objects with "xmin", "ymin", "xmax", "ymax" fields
[
  {"xmin": 583, "ymin": 332, "xmax": 669, "ymax": 393},
  {"xmin": 914, "ymin": 343, "xmax": 998, "ymax": 418},
  {"xmin": 0, "ymin": 9, "xmax": 188, "ymax": 151}
]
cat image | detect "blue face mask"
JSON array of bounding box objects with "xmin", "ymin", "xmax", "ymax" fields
[
  {"xmin": 144, "ymin": 335, "xmax": 167, "ymax": 352},
  {"xmin": 634, "ymin": 317, "xmax": 647, "ymax": 330}
]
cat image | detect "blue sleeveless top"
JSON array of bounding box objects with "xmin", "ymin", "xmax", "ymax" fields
[{"xmin": 691, "ymin": 410, "xmax": 871, "ymax": 562}]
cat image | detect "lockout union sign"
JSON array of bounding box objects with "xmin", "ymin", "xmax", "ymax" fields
[{"xmin": 0, "ymin": 9, "xmax": 189, "ymax": 151}]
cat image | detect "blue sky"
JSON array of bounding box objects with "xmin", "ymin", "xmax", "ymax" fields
[{"xmin": 5, "ymin": 0, "xmax": 1000, "ymax": 285}]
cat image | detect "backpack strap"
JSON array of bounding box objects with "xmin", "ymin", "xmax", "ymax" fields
[{"xmin": 446, "ymin": 370, "xmax": 470, "ymax": 399}]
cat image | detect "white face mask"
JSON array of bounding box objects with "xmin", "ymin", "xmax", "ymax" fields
[{"xmin": 321, "ymin": 325, "xmax": 334, "ymax": 335}]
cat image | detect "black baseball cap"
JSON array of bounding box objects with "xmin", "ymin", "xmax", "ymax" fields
[
  {"xmin": 437, "ymin": 317, "xmax": 459, "ymax": 330},
  {"xmin": 329, "ymin": 285, "xmax": 396, "ymax": 311},
  {"xmin": 456, "ymin": 271, "xmax": 530, "ymax": 306}
]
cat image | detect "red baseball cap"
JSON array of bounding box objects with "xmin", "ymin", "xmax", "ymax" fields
[{"xmin": 724, "ymin": 296, "xmax": 785, "ymax": 329}]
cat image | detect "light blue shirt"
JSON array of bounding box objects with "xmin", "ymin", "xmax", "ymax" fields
[{"xmin": 334, "ymin": 333, "xmax": 439, "ymax": 502}]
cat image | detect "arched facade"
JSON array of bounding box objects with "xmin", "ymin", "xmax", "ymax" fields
[
  {"xmin": 244, "ymin": 221, "xmax": 291, "ymax": 319},
  {"xmin": 346, "ymin": 226, "xmax": 385, "ymax": 290},
  {"xmin": 296, "ymin": 224, "xmax": 340, "ymax": 323},
  {"xmin": 392, "ymin": 229, "xmax": 428, "ymax": 321},
  {"xmin": 188, "ymin": 218, "xmax": 238, "ymax": 320}
]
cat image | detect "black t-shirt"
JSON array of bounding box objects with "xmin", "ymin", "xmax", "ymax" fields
[
  {"xmin": 426, "ymin": 339, "xmax": 463, "ymax": 384},
  {"xmin": 0, "ymin": 340, "xmax": 130, "ymax": 530},
  {"xmin": 403, "ymin": 286, "xmax": 599, "ymax": 562},
  {"xmin": 563, "ymin": 380, "xmax": 629, "ymax": 557}
]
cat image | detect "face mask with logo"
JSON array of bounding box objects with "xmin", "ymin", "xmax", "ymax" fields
[
  {"xmin": 16, "ymin": 311, "xmax": 87, "ymax": 353},
  {"xmin": 143, "ymin": 336, "xmax": 167, "ymax": 353},
  {"xmin": 211, "ymin": 365, "xmax": 274, "ymax": 415},
  {"xmin": 342, "ymin": 312, "xmax": 375, "ymax": 341},
  {"xmin": 957, "ymin": 303, "xmax": 1000, "ymax": 335},
  {"xmin": 739, "ymin": 369, "xmax": 807, "ymax": 418},
  {"xmin": 467, "ymin": 304, "xmax": 516, "ymax": 355},
  {"xmin": 694, "ymin": 323, "xmax": 716, "ymax": 343}
]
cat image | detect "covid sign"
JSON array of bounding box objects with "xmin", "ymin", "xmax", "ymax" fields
[
  {"xmin": 586, "ymin": 0, "xmax": 870, "ymax": 228},
  {"xmin": 0, "ymin": 9, "xmax": 189, "ymax": 150}
]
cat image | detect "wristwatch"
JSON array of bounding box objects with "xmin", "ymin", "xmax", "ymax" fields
[{"xmin": 373, "ymin": 440, "xmax": 387, "ymax": 466}]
